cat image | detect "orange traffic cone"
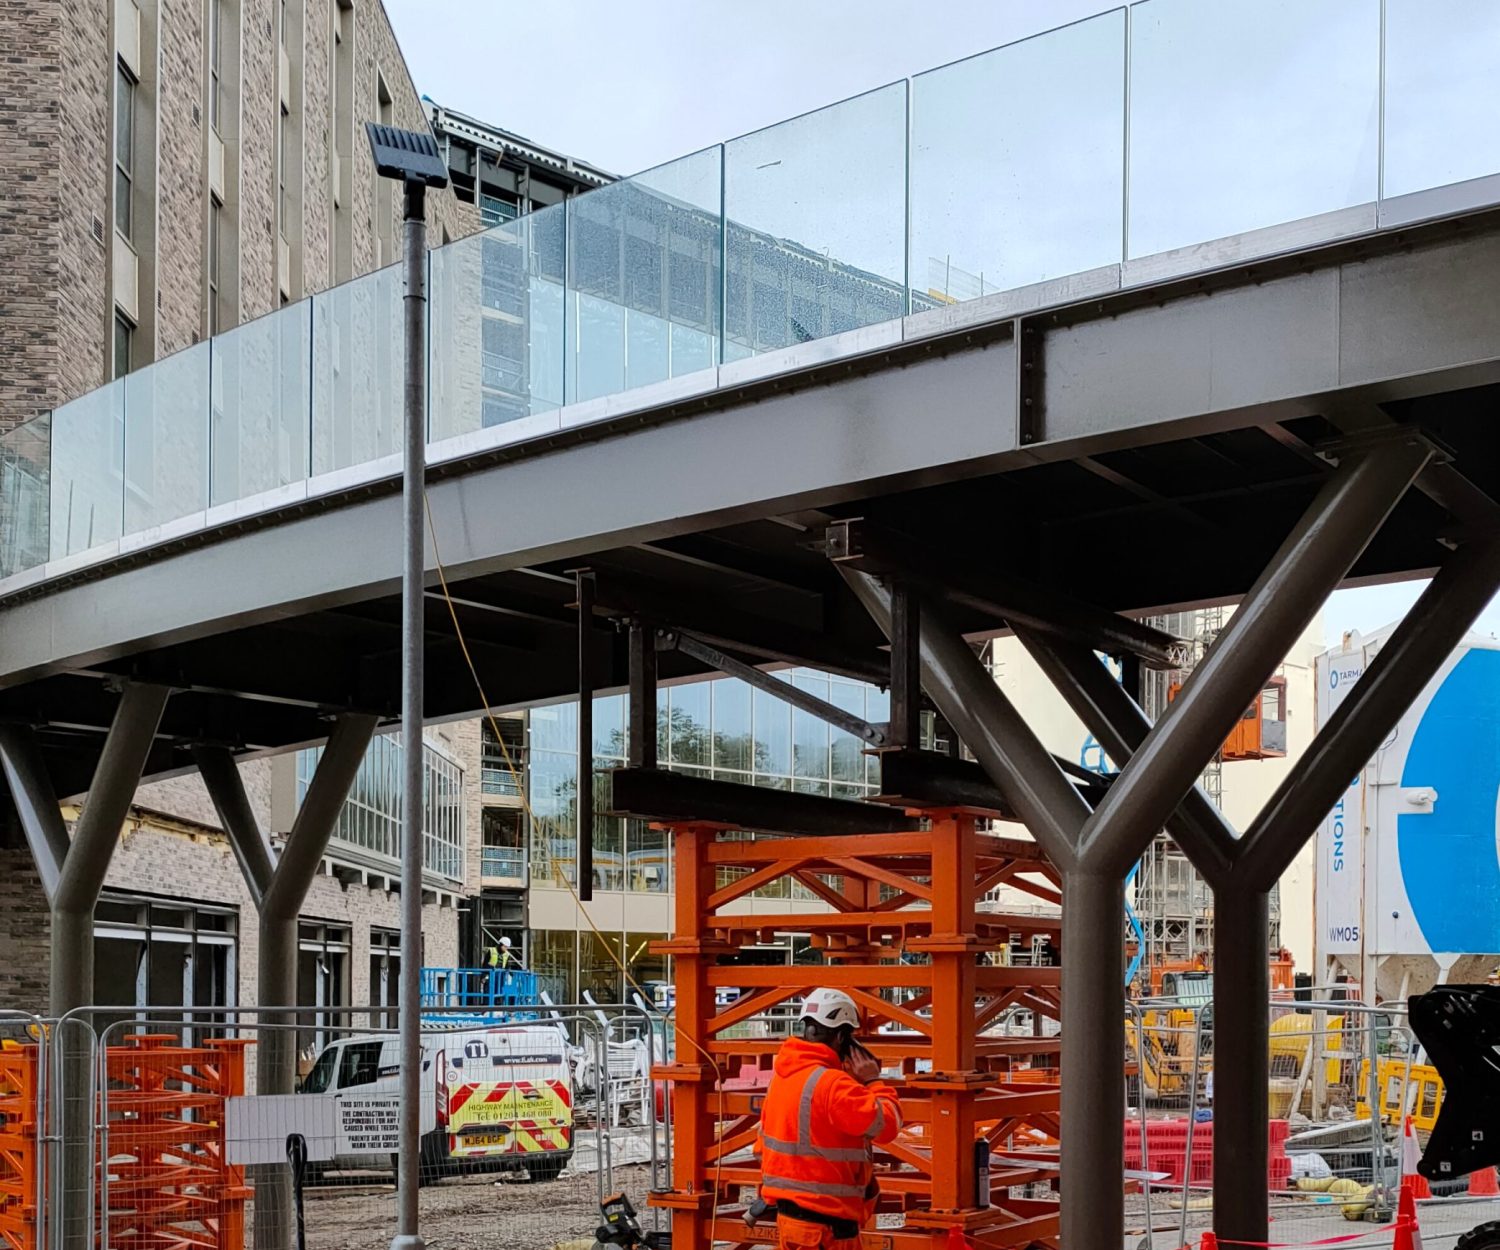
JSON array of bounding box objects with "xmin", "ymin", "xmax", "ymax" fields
[
  {"xmin": 1471, "ymin": 1166, "xmax": 1500, "ymax": 1197},
  {"xmin": 1397, "ymin": 1175, "xmax": 1425, "ymax": 1250},
  {"xmin": 1403, "ymin": 1116, "xmax": 1433, "ymax": 1199},
  {"xmin": 1200, "ymin": 1233, "xmax": 1218, "ymax": 1250}
]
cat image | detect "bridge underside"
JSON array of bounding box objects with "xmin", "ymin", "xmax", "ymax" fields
[{"xmin": 5, "ymin": 386, "xmax": 1496, "ymax": 797}]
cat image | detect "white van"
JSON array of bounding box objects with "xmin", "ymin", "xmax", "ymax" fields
[{"xmin": 297, "ymin": 1022, "xmax": 574, "ymax": 1183}]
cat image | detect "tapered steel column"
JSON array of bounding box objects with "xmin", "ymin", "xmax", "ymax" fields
[
  {"xmin": 197, "ymin": 714, "xmax": 377, "ymax": 1250},
  {"xmin": 1210, "ymin": 889, "xmax": 1272, "ymax": 1237},
  {"xmin": 1060, "ymin": 872, "xmax": 1128, "ymax": 1244},
  {"xmin": 49, "ymin": 684, "xmax": 169, "ymax": 1250}
]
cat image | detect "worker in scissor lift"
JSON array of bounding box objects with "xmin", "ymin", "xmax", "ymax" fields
[{"xmin": 756, "ymin": 988, "xmax": 902, "ymax": 1249}]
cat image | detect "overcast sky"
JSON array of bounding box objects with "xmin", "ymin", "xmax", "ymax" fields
[
  {"xmin": 383, "ymin": 0, "xmax": 1121, "ymax": 177},
  {"xmin": 383, "ymin": 0, "xmax": 1500, "ymax": 647}
]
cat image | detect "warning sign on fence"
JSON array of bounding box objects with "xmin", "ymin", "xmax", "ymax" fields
[
  {"xmin": 224, "ymin": 1091, "xmax": 435, "ymax": 1166},
  {"xmin": 338, "ymin": 1097, "xmax": 401, "ymax": 1153}
]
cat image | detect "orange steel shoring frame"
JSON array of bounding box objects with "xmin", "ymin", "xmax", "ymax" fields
[
  {"xmin": 649, "ymin": 814, "xmax": 1064, "ymax": 1248},
  {"xmin": 103, "ymin": 1034, "xmax": 253, "ymax": 1250},
  {"xmin": 0, "ymin": 1045, "xmax": 38, "ymax": 1250}
]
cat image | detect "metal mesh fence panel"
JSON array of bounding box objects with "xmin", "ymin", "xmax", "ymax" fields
[{"xmin": 37, "ymin": 1002, "xmax": 669, "ymax": 1250}]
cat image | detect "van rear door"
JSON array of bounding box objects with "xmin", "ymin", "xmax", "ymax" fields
[{"xmin": 446, "ymin": 1028, "xmax": 571, "ymax": 1161}]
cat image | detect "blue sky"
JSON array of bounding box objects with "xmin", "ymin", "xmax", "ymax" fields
[{"xmin": 1327, "ymin": 582, "xmax": 1500, "ymax": 647}]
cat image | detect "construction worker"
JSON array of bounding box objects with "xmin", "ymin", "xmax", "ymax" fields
[
  {"xmin": 483, "ymin": 936, "xmax": 519, "ymax": 1001},
  {"xmin": 757, "ymin": 988, "xmax": 902, "ymax": 1249},
  {"xmin": 485, "ymin": 935, "xmax": 519, "ymax": 970}
]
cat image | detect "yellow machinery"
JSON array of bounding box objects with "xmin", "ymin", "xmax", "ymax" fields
[{"xmin": 1129, "ymin": 967, "xmax": 1214, "ymax": 1100}]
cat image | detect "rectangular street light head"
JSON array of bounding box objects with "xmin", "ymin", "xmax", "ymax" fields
[{"xmin": 365, "ymin": 122, "xmax": 450, "ymax": 188}]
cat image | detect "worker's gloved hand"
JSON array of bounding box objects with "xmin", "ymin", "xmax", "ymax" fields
[{"xmin": 844, "ymin": 1040, "xmax": 881, "ymax": 1085}]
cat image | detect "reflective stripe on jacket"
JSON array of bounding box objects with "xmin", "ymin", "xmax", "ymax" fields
[{"xmin": 758, "ymin": 1037, "xmax": 902, "ymax": 1222}]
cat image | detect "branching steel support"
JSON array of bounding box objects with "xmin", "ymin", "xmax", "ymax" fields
[
  {"xmin": 834, "ymin": 438, "xmax": 1436, "ymax": 1250},
  {"xmin": 1018, "ymin": 632, "xmax": 1238, "ymax": 880},
  {"xmin": 1209, "ymin": 534, "xmax": 1500, "ymax": 1243},
  {"xmin": 0, "ymin": 724, "xmax": 71, "ymax": 901},
  {"xmin": 196, "ymin": 712, "xmax": 377, "ymax": 1250},
  {"xmin": 1017, "ymin": 530, "xmax": 1498, "ymax": 1244},
  {"xmin": 0, "ymin": 684, "xmax": 172, "ymax": 1250},
  {"xmin": 50, "ymin": 684, "xmax": 172, "ymax": 1015},
  {"xmin": 1075, "ymin": 440, "xmax": 1431, "ymax": 876}
]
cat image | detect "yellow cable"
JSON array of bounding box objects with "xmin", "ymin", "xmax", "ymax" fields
[{"xmin": 422, "ymin": 492, "xmax": 728, "ymax": 1246}]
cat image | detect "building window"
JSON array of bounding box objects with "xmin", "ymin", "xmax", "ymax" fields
[
  {"xmin": 481, "ymin": 807, "xmax": 525, "ymax": 880},
  {"xmin": 93, "ymin": 892, "xmax": 238, "ymax": 1044},
  {"xmin": 207, "ymin": 198, "xmax": 222, "ymax": 334},
  {"xmin": 330, "ymin": 0, "xmax": 353, "ymax": 283},
  {"xmin": 481, "ymin": 718, "xmax": 525, "ymax": 795},
  {"xmin": 296, "ymin": 922, "xmax": 349, "ymax": 1054},
  {"xmin": 375, "ymin": 70, "xmax": 393, "ymax": 265},
  {"xmin": 113, "ymin": 310, "xmax": 134, "ymax": 379},
  {"xmin": 114, "ymin": 62, "xmax": 136, "ymax": 239},
  {"xmin": 207, "ymin": 0, "xmax": 225, "ymax": 133},
  {"xmin": 368, "ymin": 927, "xmax": 400, "ymax": 1030},
  {"xmin": 278, "ymin": 103, "xmax": 290, "ymax": 236},
  {"xmin": 297, "ymin": 732, "xmax": 466, "ymax": 882}
]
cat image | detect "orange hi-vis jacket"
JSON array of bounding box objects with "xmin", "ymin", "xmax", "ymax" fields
[{"xmin": 758, "ymin": 1037, "xmax": 903, "ymax": 1223}]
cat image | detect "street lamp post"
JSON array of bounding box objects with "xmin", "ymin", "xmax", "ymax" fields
[{"xmin": 365, "ymin": 123, "xmax": 448, "ymax": 1250}]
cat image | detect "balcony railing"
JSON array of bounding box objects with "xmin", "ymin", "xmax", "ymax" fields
[
  {"xmin": 481, "ymin": 846, "xmax": 526, "ymax": 879},
  {"xmin": 481, "ymin": 767, "xmax": 523, "ymax": 797},
  {"xmin": 3, "ymin": 1, "xmax": 1497, "ymax": 584}
]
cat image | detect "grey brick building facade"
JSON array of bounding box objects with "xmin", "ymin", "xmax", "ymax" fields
[
  {"xmin": 0, "ymin": 0, "xmax": 477, "ymax": 433},
  {"xmin": 0, "ymin": 0, "xmax": 481, "ymax": 1017},
  {"xmin": 0, "ymin": 4, "xmax": 614, "ymax": 1020}
]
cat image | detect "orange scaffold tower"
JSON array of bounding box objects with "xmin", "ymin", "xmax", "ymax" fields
[
  {"xmin": 651, "ymin": 812, "xmax": 1063, "ymax": 1248},
  {"xmin": 103, "ymin": 1034, "xmax": 253, "ymax": 1250},
  {"xmin": 0, "ymin": 1033, "xmax": 252, "ymax": 1250},
  {"xmin": 0, "ymin": 1042, "xmax": 40, "ymax": 1250}
]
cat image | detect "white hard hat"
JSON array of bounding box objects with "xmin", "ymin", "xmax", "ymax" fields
[
  {"xmin": 500, "ymin": 936, "xmax": 512, "ymax": 947},
  {"xmin": 799, "ymin": 988, "xmax": 860, "ymax": 1030}
]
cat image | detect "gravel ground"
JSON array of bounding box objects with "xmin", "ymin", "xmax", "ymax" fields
[
  {"xmin": 298, "ymin": 1164, "xmax": 657, "ymax": 1250},
  {"xmin": 1124, "ymin": 1192, "xmax": 1500, "ymax": 1250}
]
